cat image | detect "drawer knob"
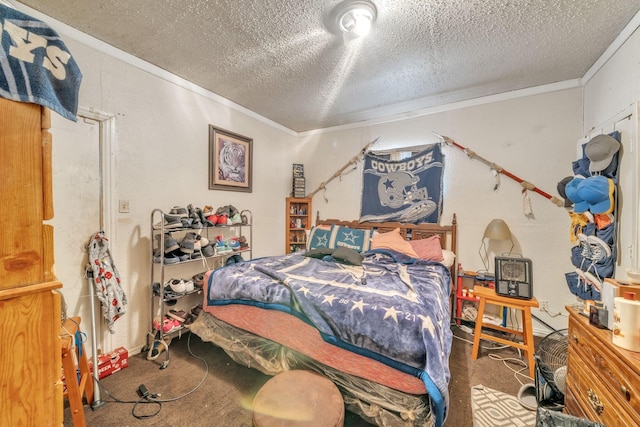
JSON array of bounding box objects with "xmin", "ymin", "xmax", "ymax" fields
[
  {"xmin": 621, "ymin": 385, "xmax": 631, "ymax": 401},
  {"xmin": 588, "ymin": 389, "xmax": 604, "ymax": 415},
  {"xmin": 572, "ymin": 334, "xmax": 578, "ymax": 344}
]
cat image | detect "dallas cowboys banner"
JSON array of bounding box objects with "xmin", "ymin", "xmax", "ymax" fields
[
  {"xmin": 360, "ymin": 144, "xmax": 444, "ymax": 223},
  {"xmin": 0, "ymin": 4, "xmax": 82, "ymax": 121}
]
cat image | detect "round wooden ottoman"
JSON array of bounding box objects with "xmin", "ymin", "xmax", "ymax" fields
[{"xmin": 252, "ymin": 370, "xmax": 345, "ymax": 427}]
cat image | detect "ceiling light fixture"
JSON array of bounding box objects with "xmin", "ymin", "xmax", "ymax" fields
[{"xmin": 336, "ymin": 0, "xmax": 377, "ymax": 38}]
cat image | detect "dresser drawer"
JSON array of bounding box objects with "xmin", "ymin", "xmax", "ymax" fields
[
  {"xmin": 566, "ymin": 346, "xmax": 636, "ymax": 426},
  {"xmin": 569, "ymin": 314, "xmax": 640, "ymax": 423},
  {"xmin": 564, "ymin": 384, "xmax": 589, "ymax": 420}
]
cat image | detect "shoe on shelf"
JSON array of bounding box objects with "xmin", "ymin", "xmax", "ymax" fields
[
  {"xmin": 180, "ymin": 217, "xmax": 194, "ymax": 228},
  {"xmin": 227, "ymin": 238, "xmax": 240, "ymax": 251},
  {"xmin": 202, "ymin": 205, "xmax": 214, "ymax": 216},
  {"xmin": 216, "ymin": 241, "xmax": 232, "ymax": 254},
  {"xmin": 184, "ymin": 313, "xmax": 197, "ymax": 326},
  {"xmin": 170, "ymin": 206, "xmax": 188, "ymax": 217},
  {"xmin": 229, "ymin": 213, "xmax": 242, "ymax": 224},
  {"xmin": 191, "ymin": 304, "xmax": 203, "ymax": 317},
  {"xmin": 167, "ymin": 278, "xmax": 186, "ymax": 294},
  {"xmin": 184, "ymin": 279, "xmax": 195, "ymax": 292},
  {"xmin": 192, "ymin": 273, "xmax": 205, "ymax": 288},
  {"xmin": 187, "ymin": 204, "xmax": 203, "ymax": 227},
  {"xmin": 169, "ymin": 249, "xmax": 190, "ymax": 262},
  {"xmin": 179, "ymin": 235, "xmax": 195, "ymax": 254},
  {"xmin": 163, "ymin": 233, "xmax": 180, "ymax": 253},
  {"xmin": 153, "ymin": 316, "xmax": 181, "ymax": 333},
  {"xmin": 167, "ymin": 309, "xmax": 188, "ymax": 323},
  {"xmin": 201, "ymin": 244, "xmax": 215, "ymax": 257},
  {"xmin": 216, "ymin": 214, "xmax": 228, "ymax": 226},
  {"xmin": 204, "ymin": 216, "xmax": 217, "ymax": 227},
  {"xmin": 163, "ymin": 252, "xmax": 180, "ymax": 264}
]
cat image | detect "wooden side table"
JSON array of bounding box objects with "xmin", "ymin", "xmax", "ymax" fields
[{"xmin": 471, "ymin": 286, "xmax": 539, "ymax": 378}]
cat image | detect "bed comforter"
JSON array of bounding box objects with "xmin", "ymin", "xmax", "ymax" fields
[{"xmin": 206, "ymin": 249, "xmax": 453, "ymax": 425}]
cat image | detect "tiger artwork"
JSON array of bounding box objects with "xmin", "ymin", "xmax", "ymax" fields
[{"xmin": 218, "ymin": 139, "xmax": 246, "ymax": 183}]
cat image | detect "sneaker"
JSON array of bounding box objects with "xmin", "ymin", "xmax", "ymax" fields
[
  {"xmin": 216, "ymin": 241, "xmax": 232, "ymax": 254},
  {"xmin": 227, "ymin": 238, "xmax": 240, "ymax": 251},
  {"xmin": 167, "ymin": 278, "xmax": 186, "ymax": 294},
  {"xmin": 201, "ymin": 244, "xmax": 215, "ymax": 257},
  {"xmin": 153, "ymin": 316, "xmax": 180, "ymax": 333},
  {"xmin": 180, "ymin": 217, "xmax": 194, "ymax": 228},
  {"xmin": 170, "ymin": 206, "xmax": 188, "ymax": 217},
  {"xmin": 192, "ymin": 273, "xmax": 205, "ymax": 288},
  {"xmin": 170, "ymin": 249, "xmax": 190, "ymax": 262},
  {"xmin": 162, "ymin": 233, "xmax": 180, "ymax": 253},
  {"xmin": 202, "ymin": 205, "xmax": 214, "ymax": 216},
  {"xmin": 187, "ymin": 204, "xmax": 203, "ymax": 227},
  {"xmin": 229, "ymin": 213, "xmax": 242, "ymax": 224},
  {"xmin": 167, "ymin": 309, "xmax": 188, "ymax": 323},
  {"xmin": 183, "ymin": 279, "xmax": 195, "ymax": 292},
  {"xmin": 586, "ymin": 235, "xmax": 611, "ymax": 261},
  {"xmin": 183, "ymin": 313, "xmax": 197, "ymax": 326},
  {"xmin": 576, "ymin": 234, "xmax": 592, "ymax": 259},
  {"xmin": 179, "ymin": 234, "xmax": 195, "ymax": 254},
  {"xmin": 163, "ymin": 252, "xmax": 180, "ymax": 265},
  {"xmin": 238, "ymin": 235, "xmax": 249, "ymax": 250},
  {"xmin": 216, "ymin": 214, "xmax": 228, "ymax": 226},
  {"xmin": 191, "ymin": 304, "xmax": 203, "ymax": 317}
]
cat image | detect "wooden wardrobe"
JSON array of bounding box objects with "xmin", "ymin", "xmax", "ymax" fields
[{"xmin": 0, "ymin": 97, "xmax": 63, "ymax": 426}]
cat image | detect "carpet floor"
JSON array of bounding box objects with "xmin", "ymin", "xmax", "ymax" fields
[{"xmin": 63, "ymin": 324, "xmax": 539, "ymax": 426}]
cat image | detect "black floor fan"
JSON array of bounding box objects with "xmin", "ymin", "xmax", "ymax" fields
[{"xmin": 534, "ymin": 329, "xmax": 568, "ymax": 410}]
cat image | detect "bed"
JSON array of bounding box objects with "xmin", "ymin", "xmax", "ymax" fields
[{"xmin": 189, "ymin": 215, "xmax": 457, "ymax": 427}]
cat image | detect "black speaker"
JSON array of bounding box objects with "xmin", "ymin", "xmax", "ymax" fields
[{"xmin": 494, "ymin": 256, "xmax": 533, "ymax": 299}]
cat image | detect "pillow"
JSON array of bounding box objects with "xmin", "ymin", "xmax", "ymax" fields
[
  {"xmin": 304, "ymin": 247, "xmax": 334, "ymax": 259},
  {"xmin": 307, "ymin": 226, "xmax": 334, "ymax": 250},
  {"xmin": 441, "ymin": 249, "xmax": 456, "ymax": 268},
  {"xmin": 330, "ymin": 246, "xmax": 364, "ymax": 266},
  {"xmin": 370, "ymin": 228, "xmax": 419, "ymax": 258},
  {"xmin": 409, "ymin": 235, "xmax": 444, "ymax": 261},
  {"xmin": 331, "ymin": 225, "xmax": 372, "ymax": 253}
]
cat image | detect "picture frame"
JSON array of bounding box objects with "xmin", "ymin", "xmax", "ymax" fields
[{"xmin": 208, "ymin": 125, "xmax": 253, "ymax": 192}]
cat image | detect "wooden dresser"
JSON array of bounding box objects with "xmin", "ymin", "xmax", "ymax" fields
[
  {"xmin": 565, "ymin": 306, "xmax": 640, "ymax": 425},
  {"xmin": 0, "ymin": 97, "xmax": 63, "ymax": 426}
]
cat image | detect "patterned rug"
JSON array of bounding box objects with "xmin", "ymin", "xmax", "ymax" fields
[{"xmin": 471, "ymin": 385, "xmax": 536, "ymax": 427}]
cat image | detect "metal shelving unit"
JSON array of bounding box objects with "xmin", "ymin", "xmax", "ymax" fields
[{"xmin": 145, "ymin": 208, "xmax": 252, "ymax": 369}]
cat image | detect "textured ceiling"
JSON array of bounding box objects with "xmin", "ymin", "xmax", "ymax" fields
[{"xmin": 14, "ymin": 0, "xmax": 640, "ymax": 132}]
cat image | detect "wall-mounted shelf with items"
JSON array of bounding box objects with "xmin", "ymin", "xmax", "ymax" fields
[
  {"xmin": 145, "ymin": 207, "xmax": 252, "ymax": 369},
  {"xmin": 285, "ymin": 197, "xmax": 312, "ymax": 253}
]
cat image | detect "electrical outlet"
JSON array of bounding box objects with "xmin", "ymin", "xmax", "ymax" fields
[
  {"xmin": 119, "ymin": 200, "xmax": 130, "ymax": 213},
  {"xmin": 541, "ymin": 300, "xmax": 549, "ymax": 311}
]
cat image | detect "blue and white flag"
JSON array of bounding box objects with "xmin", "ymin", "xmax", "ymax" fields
[
  {"xmin": 0, "ymin": 4, "xmax": 82, "ymax": 121},
  {"xmin": 360, "ymin": 144, "xmax": 444, "ymax": 223}
]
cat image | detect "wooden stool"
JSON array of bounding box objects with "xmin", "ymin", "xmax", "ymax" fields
[
  {"xmin": 61, "ymin": 317, "xmax": 94, "ymax": 427},
  {"xmin": 253, "ymin": 370, "xmax": 344, "ymax": 427},
  {"xmin": 471, "ymin": 286, "xmax": 539, "ymax": 378}
]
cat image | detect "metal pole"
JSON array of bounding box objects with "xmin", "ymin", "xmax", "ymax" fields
[{"xmin": 85, "ymin": 266, "xmax": 106, "ymax": 410}]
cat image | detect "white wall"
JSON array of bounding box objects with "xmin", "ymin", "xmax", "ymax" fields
[
  {"xmin": 45, "ymin": 34, "xmax": 298, "ymax": 353},
  {"xmin": 299, "ymin": 89, "xmax": 583, "ymax": 333}
]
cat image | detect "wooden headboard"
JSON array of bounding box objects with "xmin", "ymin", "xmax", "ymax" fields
[
  {"xmin": 316, "ymin": 214, "xmax": 457, "ymax": 251},
  {"xmin": 316, "ymin": 214, "xmax": 458, "ymax": 275}
]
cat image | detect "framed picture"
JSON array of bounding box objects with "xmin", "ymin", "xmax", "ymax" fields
[{"xmin": 208, "ymin": 125, "xmax": 253, "ymax": 192}]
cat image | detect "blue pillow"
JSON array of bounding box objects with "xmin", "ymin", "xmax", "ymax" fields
[
  {"xmin": 331, "ymin": 226, "xmax": 372, "ymax": 253},
  {"xmin": 307, "ymin": 226, "xmax": 334, "ymax": 250}
]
